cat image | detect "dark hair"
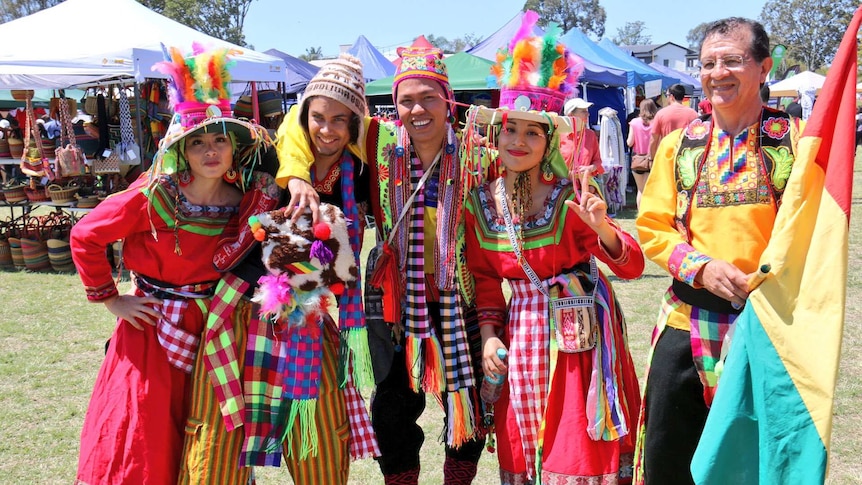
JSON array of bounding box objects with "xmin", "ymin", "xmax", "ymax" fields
[
  {"xmin": 667, "ymin": 84, "xmax": 687, "ymax": 102},
  {"xmin": 760, "ymin": 84, "xmax": 771, "ymax": 103},
  {"xmin": 299, "ymin": 95, "xmax": 361, "ymax": 145},
  {"xmin": 700, "ymin": 17, "xmax": 770, "ymax": 62}
]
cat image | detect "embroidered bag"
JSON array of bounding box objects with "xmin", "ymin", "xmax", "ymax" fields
[{"xmin": 498, "ymin": 178, "xmax": 597, "ymax": 353}]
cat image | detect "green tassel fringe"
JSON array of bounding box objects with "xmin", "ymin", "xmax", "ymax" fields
[{"xmin": 339, "ymin": 328, "xmax": 375, "ymax": 391}]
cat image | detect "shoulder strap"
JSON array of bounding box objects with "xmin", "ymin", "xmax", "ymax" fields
[
  {"xmin": 497, "ymin": 178, "xmax": 596, "ymax": 297},
  {"xmin": 385, "ymin": 151, "xmax": 440, "ymax": 246}
]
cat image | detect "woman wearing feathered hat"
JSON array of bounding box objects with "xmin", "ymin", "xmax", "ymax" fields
[
  {"xmin": 461, "ymin": 11, "xmax": 645, "ymax": 484},
  {"xmin": 70, "ymin": 44, "xmax": 272, "ymax": 484}
]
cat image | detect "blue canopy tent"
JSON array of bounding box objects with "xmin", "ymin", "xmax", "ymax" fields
[
  {"xmin": 648, "ymin": 62, "xmax": 701, "ymax": 93},
  {"xmin": 597, "ymin": 38, "xmax": 676, "ymax": 88},
  {"xmin": 346, "ymin": 35, "xmax": 395, "ymax": 82},
  {"xmin": 264, "ymin": 49, "xmax": 320, "ymax": 94}
]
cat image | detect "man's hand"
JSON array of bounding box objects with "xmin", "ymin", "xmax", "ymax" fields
[
  {"xmin": 283, "ymin": 177, "xmax": 321, "ymax": 223},
  {"xmin": 695, "ymin": 259, "xmax": 750, "ymax": 308}
]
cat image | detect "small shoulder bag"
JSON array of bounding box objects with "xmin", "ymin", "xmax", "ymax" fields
[{"xmin": 498, "ymin": 178, "xmax": 598, "ymax": 353}]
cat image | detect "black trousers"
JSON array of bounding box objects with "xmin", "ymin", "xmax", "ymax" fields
[
  {"xmin": 643, "ymin": 327, "xmax": 709, "ymax": 485},
  {"xmin": 371, "ymin": 301, "xmax": 484, "ymax": 475}
]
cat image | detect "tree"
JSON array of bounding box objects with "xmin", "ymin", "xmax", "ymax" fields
[
  {"xmin": 1, "ymin": 0, "xmax": 62, "ymax": 23},
  {"xmin": 686, "ymin": 22, "xmax": 712, "ymax": 50},
  {"xmin": 299, "ymin": 46, "xmax": 323, "ymax": 62},
  {"xmin": 426, "ymin": 34, "xmax": 451, "ymax": 51},
  {"xmin": 759, "ymin": 0, "xmax": 856, "ymax": 71},
  {"xmin": 612, "ymin": 21, "xmax": 651, "ymax": 46},
  {"xmin": 426, "ymin": 33, "xmax": 483, "ymax": 53},
  {"xmin": 522, "ymin": 0, "xmax": 606, "ymax": 39},
  {"xmin": 137, "ymin": 0, "xmax": 256, "ymax": 46}
]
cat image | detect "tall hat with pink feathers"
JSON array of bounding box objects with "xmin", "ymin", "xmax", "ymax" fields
[
  {"xmin": 150, "ymin": 43, "xmax": 271, "ymax": 186},
  {"xmin": 474, "ymin": 10, "xmax": 584, "ymax": 130}
]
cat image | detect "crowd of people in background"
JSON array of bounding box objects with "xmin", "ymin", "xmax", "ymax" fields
[{"xmin": 66, "ymin": 12, "xmax": 814, "ymax": 485}]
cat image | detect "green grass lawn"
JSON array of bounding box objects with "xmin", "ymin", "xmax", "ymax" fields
[{"xmin": 2, "ymin": 163, "xmax": 861, "ymax": 483}]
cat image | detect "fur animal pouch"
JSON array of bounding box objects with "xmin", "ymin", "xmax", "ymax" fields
[{"xmin": 250, "ymin": 203, "xmax": 357, "ymax": 328}]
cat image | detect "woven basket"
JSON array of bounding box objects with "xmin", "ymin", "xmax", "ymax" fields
[
  {"xmin": 76, "ymin": 195, "xmax": 101, "ymax": 208},
  {"xmin": 47, "ymin": 238, "xmax": 75, "ymax": 273},
  {"xmin": 8, "ymin": 236, "xmax": 24, "ymax": 270},
  {"xmin": 83, "ymin": 97, "xmax": 98, "ymax": 115},
  {"xmin": 0, "ymin": 237, "xmax": 12, "ymax": 269},
  {"xmin": 47, "ymin": 184, "xmax": 79, "ymax": 204},
  {"xmin": 2, "ymin": 185, "xmax": 27, "ymax": 204},
  {"xmin": 93, "ymin": 154, "xmax": 120, "ymax": 174},
  {"xmin": 8, "ymin": 138, "xmax": 23, "ymax": 159},
  {"xmin": 0, "ymin": 138, "xmax": 10, "ymax": 158},
  {"xmin": 21, "ymin": 236, "xmax": 50, "ymax": 272},
  {"xmin": 11, "ymin": 90, "xmax": 34, "ymax": 101},
  {"xmin": 40, "ymin": 137, "xmax": 55, "ymax": 151},
  {"xmin": 24, "ymin": 186, "xmax": 50, "ymax": 203}
]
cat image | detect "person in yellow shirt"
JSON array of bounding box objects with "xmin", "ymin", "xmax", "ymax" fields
[
  {"xmin": 633, "ymin": 17, "xmax": 802, "ymax": 485},
  {"xmin": 276, "ymin": 47, "xmax": 490, "ymax": 485}
]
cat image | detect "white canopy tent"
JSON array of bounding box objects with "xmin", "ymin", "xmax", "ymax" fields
[
  {"xmin": 768, "ymin": 70, "xmax": 826, "ymax": 98},
  {"xmin": 0, "ymin": 0, "xmax": 286, "ymax": 89}
]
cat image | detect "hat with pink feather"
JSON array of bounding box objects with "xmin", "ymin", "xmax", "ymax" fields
[
  {"xmin": 152, "ymin": 43, "xmax": 269, "ymax": 155},
  {"xmin": 149, "ymin": 43, "xmax": 271, "ymax": 185},
  {"xmin": 475, "ymin": 10, "xmax": 584, "ymax": 130}
]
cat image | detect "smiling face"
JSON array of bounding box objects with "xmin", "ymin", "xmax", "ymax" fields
[
  {"xmin": 497, "ymin": 118, "xmax": 549, "ymax": 173},
  {"xmin": 395, "ymin": 78, "xmax": 449, "ymax": 148},
  {"xmin": 184, "ymin": 132, "xmax": 234, "ymax": 180},
  {"xmin": 306, "ymin": 96, "xmax": 353, "ymax": 160},
  {"xmin": 700, "ymin": 27, "xmax": 772, "ymax": 117}
]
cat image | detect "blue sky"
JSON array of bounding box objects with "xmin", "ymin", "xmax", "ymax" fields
[{"xmin": 244, "ymin": 0, "xmax": 766, "ymax": 57}]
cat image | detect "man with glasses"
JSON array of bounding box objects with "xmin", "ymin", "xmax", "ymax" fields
[
  {"xmin": 633, "ymin": 17, "xmax": 801, "ymax": 485},
  {"xmin": 648, "ymin": 83, "xmax": 698, "ymax": 164}
]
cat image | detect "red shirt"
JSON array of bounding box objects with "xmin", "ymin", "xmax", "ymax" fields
[{"xmin": 560, "ymin": 127, "xmax": 604, "ymax": 175}]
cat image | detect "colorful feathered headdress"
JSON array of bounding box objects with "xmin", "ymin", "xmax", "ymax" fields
[
  {"xmin": 490, "ymin": 10, "xmax": 584, "ymax": 120},
  {"xmin": 149, "ymin": 43, "xmax": 271, "ymax": 189}
]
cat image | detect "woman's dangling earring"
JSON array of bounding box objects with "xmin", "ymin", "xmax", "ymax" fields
[
  {"xmin": 178, "ymin": 170, "xmax": 193, "ymax": 186},
  {"xmin": 223, "ymin": 164, "xmax": 239, "ymax": 184},
  {"xmin": 540, "ymin": 158, "xmax": 555, "ymax": 184}
]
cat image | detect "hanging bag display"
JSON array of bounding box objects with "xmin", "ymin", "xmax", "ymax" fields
[
  {"xmin": 18, "ymin": 95, "xmax": 55, "ymax": 180},
  {"xmin": 498, "ymin": 178, "xmax": 598, "ymax": 353},
  {"xmin": 115, "ymin": 88, "xmax": 140, "ymax": 164},
  {"xmin": 54, "ymin": 98, "xmax": 86, "ymax": 178}
]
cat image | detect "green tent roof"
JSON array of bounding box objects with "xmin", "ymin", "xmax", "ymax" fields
[{"xmin": 365, "ymin": 52, "xmax": 496, "ymax": 97}]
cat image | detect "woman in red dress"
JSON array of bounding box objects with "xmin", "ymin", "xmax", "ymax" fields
[
  {"xmin": 462, "ymin": 12, "xmax": 644, "ymax": 484},
  {"xmin": 70, "ymin": 46, "xmax": 271, "ymax": 485}
]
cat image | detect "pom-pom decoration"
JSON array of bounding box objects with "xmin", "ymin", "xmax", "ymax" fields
[
  {"xmin": 250, "ymin": 203, "xmax": 357, "ymax": 328},
  {"xmin": 313, "ymin": 222, "xmax": 331, "ymax": 240}
]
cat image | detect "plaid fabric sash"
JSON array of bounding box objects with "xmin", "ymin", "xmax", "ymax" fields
[
  {"xmin": 133, "ymin": 273, "xmax": 216, "ymax": 373},
  {"xmin": 337, "ymin": 150, "xmax": 364, "ymax": 332},
  {"xmin": 203, "ymin": 273, "xmax": 250, "ymax": 430},
  {"xmin": 509, "ymin": 271, "xmax": 631, "ymax": 479},
  {"xmin": 404, "ymin": 154, "xmax": 445, "ymax": 393},
  {"xmin": 507, "ymin": 279, "xmax": 551, "ymax": 479},
  {"xmin": 369, "ymin": 121, "xmax": 478, "ymax": 446},
  {"xmin": 336, "ymin": 150, "xmax": 374, "ymax": 391},
  {"xmin": 343, "ymin": 341, "xmax": 381, "ymax": 459}
]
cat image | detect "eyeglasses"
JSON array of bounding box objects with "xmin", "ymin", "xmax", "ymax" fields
[{"xmin": 699, "ymin": 55, "xmax": 748, "ymax": 73}]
